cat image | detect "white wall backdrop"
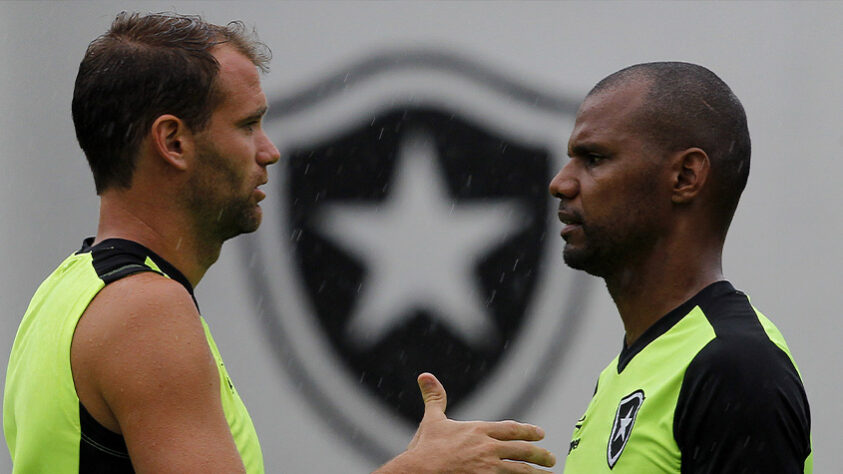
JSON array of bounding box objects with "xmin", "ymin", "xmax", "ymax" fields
[{"xmin": 1, "ymin": 1, "xmax": 840, "ymax": 472}]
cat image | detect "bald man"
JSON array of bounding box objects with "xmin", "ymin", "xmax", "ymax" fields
[{"xmin": 551, "ymin": 62, "xmax": 811, "ymax": 473}]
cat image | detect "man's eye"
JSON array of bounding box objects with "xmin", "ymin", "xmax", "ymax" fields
[{"xmin": 586, "ymin": 154, "xmax": 605, "ymax": 165}]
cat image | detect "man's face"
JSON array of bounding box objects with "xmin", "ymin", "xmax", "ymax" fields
[
  {"xmin": 549, "ymin": 81, "xmax": 672, "ymax": 278},
  {"xmin": 187, "ymin": 45, "xmax": 280, "ymax": 242}
]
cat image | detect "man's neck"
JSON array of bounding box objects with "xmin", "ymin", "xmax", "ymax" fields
[
  {"xmin": 95, "ymin": 193, "xmax": 221, "ymax": 287},
  {"xmin": 605, "ymin": 243, "xmax": 723, "ymax": 346}
]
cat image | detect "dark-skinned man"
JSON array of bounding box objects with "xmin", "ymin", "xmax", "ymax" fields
[{"xmin": 552, "ymin": 62, "xmax": 811, "ymax": 473}]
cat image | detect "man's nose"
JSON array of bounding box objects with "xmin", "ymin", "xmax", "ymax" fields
[
  {"xmin": 258, "ymin": 131, "xmax": 281, "ymax": 166},
  {"xmin": 549, "ymin": 160, "xmax": 578, "ymax": 199}
]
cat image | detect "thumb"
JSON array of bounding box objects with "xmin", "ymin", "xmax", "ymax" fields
[{"xmin": 417, "ymin": 372, "xmax": 447, "ymax": 419}]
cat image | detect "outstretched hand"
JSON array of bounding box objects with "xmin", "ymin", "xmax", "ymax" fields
[{"xmin": 375, "ymin": 373, "xmax": 556, "ymax": 473}]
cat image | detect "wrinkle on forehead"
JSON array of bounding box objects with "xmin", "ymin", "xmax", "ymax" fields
[{"xmin": 568, "ymin": 81, "xmax": 652, "ymax": 152}]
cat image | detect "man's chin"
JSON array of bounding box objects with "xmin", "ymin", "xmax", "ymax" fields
[
  {"xmin": 221, "ymin": 210, "xmax": 262, "ymax": 241},
  {"xmin": 238, "ymin": 215, "xmax": 262, "ymax": 236},
  {"xmin": 563, "ymin": 247, "xmax": 604, "ymax": 277},
  {"xmin": 245, "ymin": 208, "xmax": 263, "ymax": 232}
]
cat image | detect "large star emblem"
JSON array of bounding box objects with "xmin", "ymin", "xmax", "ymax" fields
[{"xmin": 315, "ymin": 129, "xmax": 526, "ymax": 349}]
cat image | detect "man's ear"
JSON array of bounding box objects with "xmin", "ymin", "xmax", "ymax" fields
[
  {"xmin": 671, "ymin": 147, "xmax": 710, "ymax": 204},
  {"xmin": 149, "ymin": 114, "xmax": 194, "ymax": 171}
]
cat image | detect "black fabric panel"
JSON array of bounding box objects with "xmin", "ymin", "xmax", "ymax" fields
[
  {"xmin": 79, "ymin": 403, "xmax": 134, "ymax": 473},
  {"xmin": 90, "ymin": 245, "xmax": 159, "ymax": 285},
  {"xmin": 674, "ymin": 286, "xmax": 811, "ymax": 473},
  {"xmin": 80, "ymin": 237, "xmax": 195, "ymax": 296}
]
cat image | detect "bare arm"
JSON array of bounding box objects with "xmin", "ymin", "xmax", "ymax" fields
[
  {"xmin": 71, "ymin": 273, "xmax": 245, "ymax": 473},
  {"xmin": 375, "ymin": 373, "xmax": 556, "ymax": 474}
]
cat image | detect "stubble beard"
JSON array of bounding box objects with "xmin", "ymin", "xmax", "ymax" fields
[
  {"xmin": 187, "ymin": 143, "xmax": 262, "ymax": 244},
  {"xmin": 562, "ymin": 215, "xmax": 659, "ymax": 280},
  {"xmin": 210, "ymin": 198, "xmax": 262, "ymax": 242},
  {"xmin": 562, "ymin": 221, "xmax": 618, "ymax": 278}
]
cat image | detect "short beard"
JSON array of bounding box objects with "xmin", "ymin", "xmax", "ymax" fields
[
  {"xmin": 209, "ymin": 200, "xmax": 261, "ymax": 242},
  {"xmin": 562, "ymin": 224, "xmax": 615, "ymax": 278},
  {"xmin": 562, "ymin": 220, "xmax": 655, "ymax": 279},
  {"xmin": 186, "ymin": 142, "xmax": 262, "ymax": 243}
]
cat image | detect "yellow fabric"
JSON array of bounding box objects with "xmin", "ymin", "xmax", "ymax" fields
[
  {"xmin": 4, "ymin": 252, "xmax": 99, "ymax": 473},
  {"xmin": 565, "ymin": 307, "xmax": 715, "ymax": 473},
  {"xmin": 4, "ymin": 246, "xmax": 263, "ymax": 472},
  {"xmin": 200, "ymin": 318, "xmax": 264, "ymax": 473}
]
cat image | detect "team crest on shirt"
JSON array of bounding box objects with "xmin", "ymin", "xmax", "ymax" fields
[
  {"xmin": 608, "ymin": 390, "xmax": 645, "ymax": 468},
  {"xmin": 241, "ymin": 49, "xmax": 589, "ymax": 461}
]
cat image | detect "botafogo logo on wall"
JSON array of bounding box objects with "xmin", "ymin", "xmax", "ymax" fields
[{"xmin": 240, "ymin": 49, "xmax": 588, "ymax": 461}]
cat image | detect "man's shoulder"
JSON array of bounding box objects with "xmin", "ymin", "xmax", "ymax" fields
[
  {"xmin": 72, "ymin": 237, "xmax": 205, "ymax": 376},
  {"xmin": 73, "ymin": 271, "xmax": 211, "ymax": 403},
  {"xmin": 671, "ymin": 283, "xmax": 806, "ymax": 404},
  {"xmin": 674, "ymin": 290, "xmax": 811, "ymax": 471},
  {"xmin": 694, "ymin": 282, "xmax": 793, "ymax": 355},
  {"xmin": 683, "ymin": 298, "xmax": 805, "ymax": 399},
  {"xmin": 85, "ymin": 271, "xmax": 198, "ymax": 331},
  {"xmin": 690, "ymin": 326, "xmax": 797, "ymax": 378}
]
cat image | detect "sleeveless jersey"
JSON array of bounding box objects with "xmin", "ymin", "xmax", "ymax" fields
[
  {"xmin": 564, "ymin": 281, "xmax": 811, "ymax": 473},
  {"xmin": 4, "ymin": 238, "xmax": 264, "ymax": 473}
]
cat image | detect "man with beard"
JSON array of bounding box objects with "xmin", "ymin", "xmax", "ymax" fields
[
  {"xmin": 553, "ymin": 62, "xmax": 811, "ymax": 473},
  {"xmin": 3, "ymin": 12, "xmax": 555, "ymax": 473}
]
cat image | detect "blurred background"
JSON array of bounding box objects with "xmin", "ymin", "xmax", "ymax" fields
[{"xmin": 1, "ymin": 1, "xmax": 840, "ymax": 472}]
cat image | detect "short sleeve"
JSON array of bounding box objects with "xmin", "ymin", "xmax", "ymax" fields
[{"xmin": 674, "ymin": 336, "xmax": 811, "ymax": 473}]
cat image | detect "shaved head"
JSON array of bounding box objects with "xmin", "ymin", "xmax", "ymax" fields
[{"xmin": 588, "ymin": 62, "xmax": 751, "ymax": 232}]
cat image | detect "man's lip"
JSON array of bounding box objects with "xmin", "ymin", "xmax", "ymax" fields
[
  {"xmin": 557, "ymin": 210, "xmax": 582, "ymax": 225},
  {"xmin": 255, "ymin": 177, "xmax": 268, "ymax": 193},
  {"xmin": 254, "ymin": 184, "xmax": 267, "ymax": 201},
  {"xmin": 557, "ymin": 209, "xmax": 582, "ymax": 239},
  {"xmin": 560, "ymin": 223, "xmax": 581, "ymax": 239}
]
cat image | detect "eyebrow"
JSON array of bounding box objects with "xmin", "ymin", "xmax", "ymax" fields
[
  {"xmin": 238, "ymin": 106, "xmax": 268, "ymax": 124},
  {"xmin": 568, "ymin": 142, "xmax": 609, "ymax": 157}
]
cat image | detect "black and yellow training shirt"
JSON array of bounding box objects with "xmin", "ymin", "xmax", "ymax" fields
[{"xmin": 565, "ymin": 281, "xmax": 811, "ymax": 473}]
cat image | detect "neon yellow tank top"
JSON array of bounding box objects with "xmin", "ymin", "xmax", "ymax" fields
[{"xmin": 4, "ymin": 238, "xmax": 264, "ymax": 473}]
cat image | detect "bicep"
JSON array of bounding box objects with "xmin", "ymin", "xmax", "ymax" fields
[{"xmin": 81, "ymin": 276, "xmax": 245, "ymax": 473}]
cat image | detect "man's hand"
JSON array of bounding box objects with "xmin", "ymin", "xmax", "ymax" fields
[{"xmin": 375, "ymin": 373, "xmax": 556, "ymax": 473}]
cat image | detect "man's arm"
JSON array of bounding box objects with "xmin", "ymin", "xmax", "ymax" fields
[
  {"xmin": 71, "ymin": 272, "xmax": 246, "ymax": 473},
  {"xmin": 376, "ymin": 373, "xmax": 556, "ymax": 474}
]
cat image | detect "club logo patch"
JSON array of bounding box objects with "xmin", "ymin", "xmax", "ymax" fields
[
  {"xmin": 240, "ymin": 49, "xmax": 588, "ymax": 461},
  {"xmin": 608, "ymin": 390, "xmax": 645, "ymax": 468}
]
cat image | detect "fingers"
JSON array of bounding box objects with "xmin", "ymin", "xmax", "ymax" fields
[
  {"xmin": 499, "ymin": 460, "xmax": 555, "ymax": 473},
  {"xmin": 410, "ymin": 377, "xmax": 555, "ymax": 472},
  {"xmin": 496, "ymin": 440, "xmax": 556, "ymax": 468},
  {"xmin": 485, "ymin": 420, "xmax": 546, "ymax": 442},
  {"xmin": 417, "ymin": 372, "xmax": 447, "ymax": 419}
]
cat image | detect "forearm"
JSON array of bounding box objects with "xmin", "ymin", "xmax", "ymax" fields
[{"xmin": 372, "ymin": 450, "xmax": 424, "ymax": 474}]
